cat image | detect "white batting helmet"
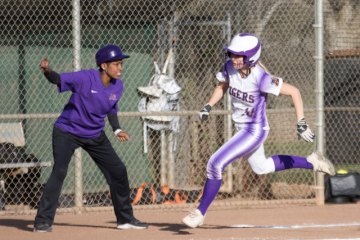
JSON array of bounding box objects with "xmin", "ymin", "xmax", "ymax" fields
[{"xmin": 225, "ymin": 33, "xmax": 261, "ymax": 67}]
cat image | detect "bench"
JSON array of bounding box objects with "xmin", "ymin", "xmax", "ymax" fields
[{"xmin": 0, "ymin": 122, "xmax": 52, "ymax": 209}]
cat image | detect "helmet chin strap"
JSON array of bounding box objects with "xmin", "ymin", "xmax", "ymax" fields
[
  {"xmin": 100, "ymin": 66, "xmax": 112, "ymax": 86},
  {"xmin": 239, "ymin": 68, "xmax": 251, "ymax": 78},
  {"xmin": 105, "ymin": 69, "xmax": 112, "ymax": 79}
]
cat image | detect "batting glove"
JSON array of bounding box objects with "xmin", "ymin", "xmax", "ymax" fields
[
  {"xmin": 199, "ymin": 104, "xmax": 212, "ymax": 122},
  {"xmin": 296, "ymin": 118, "xmax": 315, "ymax": 142}
]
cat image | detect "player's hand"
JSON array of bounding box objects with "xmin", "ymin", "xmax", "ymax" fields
[
  {"xmin": 116, "ymin": 130, "xmax": 130, "ymax": 142},
  {"xmin": 296, "ymin": 118, "xmax": 315, "ymax": 142},
  {"xmin": 39, "ymin": 58, "xmax": 50, "ymax": 73},
  {"xmin": 199, "ymin": 104, "xmax": 212, "ymax": 122}
]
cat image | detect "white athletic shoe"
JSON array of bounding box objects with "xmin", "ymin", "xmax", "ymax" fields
[
  {"xmin": 117, "ymin": 218, "xmax": 148, "ymax": 230},
  {"xmin": 307, "ymin": 151, "xmax": 336, "ymax": 176},
  {"xmin": 182, "ymin": 209, "xmax": 205, "ymax": 228}
]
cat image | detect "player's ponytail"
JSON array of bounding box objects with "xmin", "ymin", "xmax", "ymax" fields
[{"xmin": 257, "ymin": 61, "xmax": 281, "ymax": 80}]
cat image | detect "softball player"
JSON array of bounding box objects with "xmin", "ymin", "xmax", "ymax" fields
[
  {"xmin": 34, "ymin": 45, "xmax": 148, "ymax": 232},
  {"xmin": 182, "ymin": 33, "xmax": 335, "ymax": 228}
]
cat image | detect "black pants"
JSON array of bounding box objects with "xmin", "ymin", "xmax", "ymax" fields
[{"xmin": 35, "ymin": 127, "xmax": 134, "ymax": 225}]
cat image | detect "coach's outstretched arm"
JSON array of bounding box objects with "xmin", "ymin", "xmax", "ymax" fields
[{"xmin": 39, "ymin": 58, "xmax": 60, "ymax": 85}]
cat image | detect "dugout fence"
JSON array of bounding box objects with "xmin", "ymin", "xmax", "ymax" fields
[{"xmin": 0, "ymin": 0, "xmax": 359, "ymax": 215}]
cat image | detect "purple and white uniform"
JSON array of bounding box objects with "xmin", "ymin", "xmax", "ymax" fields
[
  {"xmin": 207, "ymin": 60, "xmax": 283, "ymax": 180},
  {"xmin": 217, "ymin": 60, "xmax": 283, "ymax": 126},
  {"xmin": 195, "ymin": 36, "xmax": 315, "ymax": 218},
  {"xmin": 55, "ymin": 69, "xmax": 123, "ymax": 138},
  {"xmin": 197, "ymin": 60, "xmax": 313, "ymax": 215}
]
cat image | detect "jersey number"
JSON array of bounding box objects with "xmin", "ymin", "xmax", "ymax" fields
[{"xmin": 245, "ymin": 108, "xmax": 254, "ymax": 117}]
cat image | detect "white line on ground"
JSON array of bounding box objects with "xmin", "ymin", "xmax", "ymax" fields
[{"xmin": 230, "ymin": 222, "xmax": 360, "ymax": 229}]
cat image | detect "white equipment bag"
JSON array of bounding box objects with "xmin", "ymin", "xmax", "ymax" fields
[{"xmin": 137, "ymin": 49, "xmax": 181, "ymax": 153}]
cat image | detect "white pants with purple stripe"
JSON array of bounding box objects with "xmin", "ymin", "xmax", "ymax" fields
[{"xmin": 206, "ymin": 122, "xmax": 276, "ymax": 180}]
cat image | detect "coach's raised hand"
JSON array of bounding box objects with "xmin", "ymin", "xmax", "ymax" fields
[
  {"xmin": 199, "ymin": 104, "xmax": 212, "ymax": 122},
  {"xmin": 39, "ymin": 58, "xmax": 50, "ymax": 73},
  {"xmin": 39, "ymin": 58, "xmax": 61, "ymax": 85}
]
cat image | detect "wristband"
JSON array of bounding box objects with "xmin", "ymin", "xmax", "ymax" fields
[
  {"xmin": 203, "ymin": 103, "xmax": 212, "ymax": 112},
  {"xmin": 114, "ymin": 129, "xmax": 123, "ymax": 135}
]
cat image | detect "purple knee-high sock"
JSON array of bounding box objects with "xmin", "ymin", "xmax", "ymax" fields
[
  {"xmin": 197, "ymin": 178, "xmax": 222, "ymax": 216},
  {"xmin": 272, "ymin": 155, "xmax": 313, "ymax": 171}
]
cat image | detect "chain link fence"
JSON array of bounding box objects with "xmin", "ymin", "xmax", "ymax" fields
[{"xmin": 0, "ymin": 0, "xmax": 358, "ymax": 214}]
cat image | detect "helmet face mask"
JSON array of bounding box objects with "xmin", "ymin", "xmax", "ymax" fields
[
  {"xmin": 225, "ymin": 33, "xmax": 261, "ymax": 67},
  {"xmin": 95, "ymin": 44, "xmax": 129, "ymax": 66}
]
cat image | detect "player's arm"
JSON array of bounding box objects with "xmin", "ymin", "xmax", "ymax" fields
[
  {"xmin": 280, "ymin": 82, "xmax": 315, "ymax": 142},
  {"xmin": 208, "ymin": 82, "xmax": 229, "ymax": 107},
  {"xmin": 107, "ymin": 113, "xmax": 129, "ymax": 142},
  {"xmin": 279, "ymin": 82, "xmax": 304, "ymax": 121},
  {"xmin": 199, "ymin": 82, "xmax": 229, "ymax": 121},
  {"xmin": 39, "ymin": 58, "xmax": 60, "ymax": 85}
]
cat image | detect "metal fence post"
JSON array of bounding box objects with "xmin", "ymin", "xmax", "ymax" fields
[
  {"xmin": 314, "ymin": 0, "xmax": 325, "ymax": 206},
  {"xmin": 72, "ymin": 0, "xmax": 83, "ymax": 212}
]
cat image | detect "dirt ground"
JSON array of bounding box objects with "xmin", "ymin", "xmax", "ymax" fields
[{"xmin": 1, "ymin": 203, "xmax": 360, "ymax": 240}]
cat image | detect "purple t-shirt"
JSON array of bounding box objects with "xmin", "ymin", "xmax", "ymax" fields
[{"xmin": 55, "ymin": 69, "xmax": 123, "ymax": 138}]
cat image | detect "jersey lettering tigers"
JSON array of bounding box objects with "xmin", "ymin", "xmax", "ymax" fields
[{"xmin": 229, "ymin": 86, "xmax": 255, "ymax": 103}]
